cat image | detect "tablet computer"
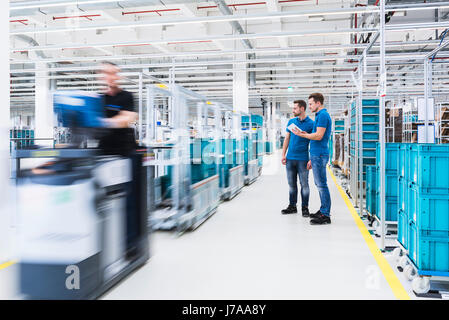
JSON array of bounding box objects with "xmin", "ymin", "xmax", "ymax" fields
[{"xmin": 288, "ymin": 123, "xmax": 304, "ymax": 133}]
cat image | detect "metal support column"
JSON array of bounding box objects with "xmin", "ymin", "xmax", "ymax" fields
[
  {"xmin": 379, "ymin": 0, "xmax": 387, "ymax": 251},
  {"xmin": 145, "ymin": 85, "xmax": 155, "ymax": 146},
  {"xmin": 357, "ymin": 64, "xmax": 363, "ymax": 213},
  {"xmin": 424, "ymin": 59, "xmax": 431, "ymax": 143},
  {"xmin": 138, "ymin": 72, "xmax": 143, "ymax": 142}
]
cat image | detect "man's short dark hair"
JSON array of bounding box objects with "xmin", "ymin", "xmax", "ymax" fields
[
  {"xmin": 308, "ymin": 93, "xmax": 324, "ymax": 105},
  {"xmin": 294, "ymin": 100, "xmax": 307, "ymax": 110}
]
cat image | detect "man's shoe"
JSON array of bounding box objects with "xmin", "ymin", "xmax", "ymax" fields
[
  {"xmin": 302, "ymin": 207, "xmax": 310, "ymax": 217},
  {"xmin": 281, "ymin": 205, "xmax": 297, "ymax": 214},
  {"xmin": 309, "ymin": 210, "xmax": 321, "ymax": 219},
  {"xmin": 310, "ymin": 213, "xmax": 331, "ymax": 225}
]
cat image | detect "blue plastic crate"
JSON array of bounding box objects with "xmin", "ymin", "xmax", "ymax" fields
[
  {"xmin": 408, "ymin": 184, "xmax": 449, "ymax": 235},
  {"xmin": 376, "ymin": 143, "xmax": 401, "ymax": 175},
  {"xmin": 363, "ymin": 132, "xmax": 379, "ymax": 140},
  {"xmin": 363, "ymin": 124, "xmax": 379, "ymax": 132},
  {"xmin": 408, "ymin": 221, "xmax": 449, "ymax": 274},
  {"xmin": 363, "ymin": 141, "xmax": 377, "ymax": 149},
  {"xmin": 363, "ymin": 149, "xmax": 376, "ymax": 158},
  {"xmin": 407, "ymin": 144, "xmax": 449, "ymax": 194},
  {"xmin": 375, "ymin": 173, "xmax": 399, "ymax": 198},
  {"xmin": 366, "ymin": 166, "xmax": 377, "ymax": 215},
  {"xmin": 398, "ymin": 144, "xmax": 409, "ymax": 178},
  {"xmin": 362, "ymin": 107, "xmax": 379, "ymax": 115},
  {"xmin": 335, "ymin": 120, "xmax": 345, "ymax": 126},
  {"xmin": 398, "ymin": 209, "xmax": 408, "ymax": 249},
  {"xmin": 362, "ymin": 99, "xmax": 380, "ymax": 107},
  {"xmin": 364, "ymin": 158, "xmax": 376, "ymax": 165},
  {"xmin": 398, "ymin": 176, "xmax": 408, "ymax": 212},
  {"xmin": 375, "ymin": 195, "xmax": 398, "ymax": 222},
  {"xmin": 362, "ymin": 115, "xmax": 379, "ymax": 123}
]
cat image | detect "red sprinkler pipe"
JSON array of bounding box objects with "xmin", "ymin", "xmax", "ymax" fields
[
  {"xmin": 167, "ymin": 40, "xmax": 213, "ymax": 45},
  {"xmin": 53, "ymin": 14, "xmax": 101, "ymax": 21},
  {"xmin": 122, "ymin": 8, "xmax": 181, "ymax": 16},
  {"xmin": 10, "ymin": 19, "xmax": 28, "ymax": 25}
]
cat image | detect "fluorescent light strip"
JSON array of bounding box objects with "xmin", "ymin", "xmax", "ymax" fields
[{"xmin": 10, "ymin": 0, "xmax": 138, "ymax": 10}]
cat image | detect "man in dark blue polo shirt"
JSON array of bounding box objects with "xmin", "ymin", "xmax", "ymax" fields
[
  {"xmin": 292, "ymin": 93, "xmax": 332, "ymax": 225},
  {"xmin": 281, "ymin": 100, "xmax": 314, "ymax": 217}
]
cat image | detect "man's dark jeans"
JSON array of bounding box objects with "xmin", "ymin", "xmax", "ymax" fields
[{"xmin": 286, "ymin": 159, "xmax": 310, "ymax": 208}]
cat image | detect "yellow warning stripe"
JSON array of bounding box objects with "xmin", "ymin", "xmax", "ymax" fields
[
  {"xmin": 327, "ymin": 167, "xmax": 410, "ymax": 300},
  {"xmin": 0, "ymin": 260, "xmax": 17, "ymax": 270}
]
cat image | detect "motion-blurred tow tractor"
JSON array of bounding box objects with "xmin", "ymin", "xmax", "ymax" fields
[{"xmin": 14, "ymin": 91, "xmax": 151, "ymax": 299}]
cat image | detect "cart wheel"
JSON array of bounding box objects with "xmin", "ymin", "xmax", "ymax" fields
[
  {"xmin": 372, "ymin": 220, "xmax": 379, "ymax": 229},
  {"xmin": 392, "ymin": 247, "xmax": 402, "ymax": 262},
  {"xmin": 375, "ymin": 225, "xmax": 382, "ymax": 236},
  {"xmin": 404, "ymin": 265, "xmax": 417, "ymax": 281},
  {"xmin": 412, "ymin": 277, "xmax": 430, "ymax": 294},
  {"xmin": 398, "ymin": 256, "xmax": 409, "ymax": 270}
]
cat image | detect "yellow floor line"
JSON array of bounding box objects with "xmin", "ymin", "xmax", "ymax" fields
[
  {"xmin": 327, "ymin": 167, "xmax": 410, "ymax": 300},
  {"xmin": 0, "ymin": 260, "xmax": 17, "ymax": 271}
]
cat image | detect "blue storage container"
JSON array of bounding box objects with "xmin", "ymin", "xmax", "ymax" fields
[
  {"xmin": 363, "ymin": 158, "xmax": 376, "ymax": 165},
  {"xmin": 398, "ymin": 144, "xmax": 409, "ymax": 178},
  {"xmin": 398, "ymin": 209, "xmax": 408, "ymax": 249},
  {"xmin": 363, "ymin": 132, "xmax": 379, "ymax": 140},
  {"xmin": 376, "ymin": 174, "xmax": 399, "ymax": 198},
  {"xmin": 363, "ymin": 124, "xmax": 379, "ymax": 132},
  {"xmin": 362, "ymin": 99, "xmax": 380, "ymax": 107},
  {"xmin": 398, "ymin": 176, "xmax": 408, "ymax": 212},
  {"xmin": 408, "ymin": 221, "xmax": 449, "ymax": 275},
  {"xmin": 375, "ymin": 195, "xmax": 398, "ymax": 222},
  {"xmin": 376, "ymin": 143, "xmax": 400, "ymax": 175},
  {"xmin": 366, "ymin": 165, "xmax": 377, "ymax": 216},
  {"xmin": 363, "ymin": 149, "xmax": 376, "ymax": 158},
  {"xmin": 408, "ymin": 184, "xmax": 449, "ymax": 236},
  {"xmin": 363, "ymin": 141, "xmax": 377, "ymax": 149},
  {"xmin": 407, "ymin": 144, "xmax": 449, "ymax": 194},
  {"xmin": 362, "ymin": 115, "xmax": 379, "ymax": 123},
  {"xmin": 362, "ymin": 107, "xmax": 379, "ymax": 115}
]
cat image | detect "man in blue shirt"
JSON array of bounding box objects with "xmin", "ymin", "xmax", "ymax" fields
[
  {"xmin": 292, "ymin": 93, "xmax": 332, "ymax": 225},
  {"xmin": 281, "ymin": 100, "xmax": 314, "ymax": 217}
]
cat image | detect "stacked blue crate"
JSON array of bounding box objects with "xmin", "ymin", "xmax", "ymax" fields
[
  {"xmin": 10, "ymin": 129, "xmax": 35, "ymax": 151},
  {"xmin": 404, "ymin": 144, "xmax": 449, "ymax": 276},
  {"xmin": 349, "ymin": 99, "xmax": 380, "ymax": 183},
  {"xmin": 375, "ymin": 143, "xmax": 401, "ymax": 222},
  {"xmin": 365, "ymin": 165, "xmax": 377, "ymax": 217},
  {"xmin": 397, "ymin": 144, "xmax": 410, "ymax": 249}
]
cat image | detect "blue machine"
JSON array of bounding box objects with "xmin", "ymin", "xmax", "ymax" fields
[
  {"xmin": 53, "ymin": 91, "xmax": 104, "ymax": 128},
  {"xmin": 241, "ymin": 115, "xmax": 263, "ymax": 185}
]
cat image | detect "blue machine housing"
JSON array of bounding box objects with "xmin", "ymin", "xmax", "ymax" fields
[{"xmin": 53, "ymin": 91, "xmax": 104, "ymax": 128}]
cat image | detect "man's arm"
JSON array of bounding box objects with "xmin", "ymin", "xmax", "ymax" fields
[
  {"xmin": 104, "ymin": 110, "xmax": 138, "ymax": 128},
  {"xmin": 281, "ymin": 132, "xmax": 290, "ymax": 165},
  {"xmin": 293, "ymin": 127, "xmax": 326, "ymax": 141}
]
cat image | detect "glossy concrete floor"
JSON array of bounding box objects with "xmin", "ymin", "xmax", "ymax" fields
[
  {"xmin": 102, "ymin": 152, "xmax": 400, "ymax": 300},
  {"xmin": 1, "ymin": 152, "xmax": 420, "ymax": 300}
]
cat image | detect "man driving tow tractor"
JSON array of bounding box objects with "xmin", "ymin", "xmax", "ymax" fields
[{"xmin": 98, "ymin": 61, "xmax": 138, "ymax": 156}]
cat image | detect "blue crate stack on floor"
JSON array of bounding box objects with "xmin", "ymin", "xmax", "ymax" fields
[
  {"xmin": 403, "ymin": 144, "xmax": 449, "ymax": 276},
  {"xmin": 349, "ymin": 99, "xmax": 379, "ymax": 186},
  {"xmin": 397, "ymin": 144, "xmax": 410, "ymax": 249},
  {"xmin": 375, "ymin": 143, "xmax": 401, "ymax": 223},
  {"xmin": 365, "ymin": 165, "xmax": 377, "ymax": 217}
]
